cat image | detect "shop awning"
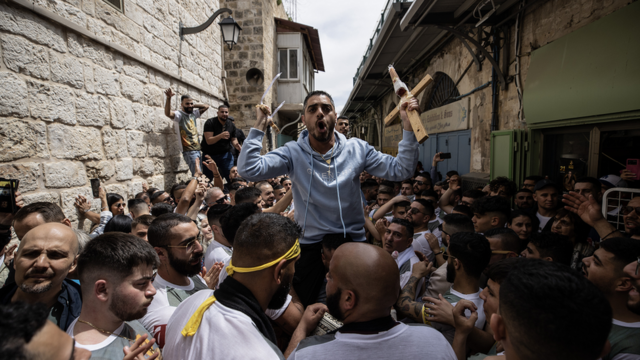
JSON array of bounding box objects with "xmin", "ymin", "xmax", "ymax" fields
[{"xmin": 524, "ymin": 1, "xmax": 640, "ymax": 126}]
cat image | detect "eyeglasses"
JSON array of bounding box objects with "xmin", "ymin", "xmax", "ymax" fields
[
  {"xmin": 621, "ymin": 206, "xmax": 640, "ymax": 216},
  {"xmin": 438, "ymin": 224, "xmax": 450, "ymax": 236},
  {"xmin": 413, "ymin": 180, "xmax": 427, "ymax": 186},
  {"xmin": 166, "ymin": 236, "xmax": 201, "ymax": 252},
  {"xmin": 442, "ymin": 253, "xmax": 456, "ymax": 261},
  {"xmin": 408, "ymin": 207, "xmax": 424, "ymax": 215}
]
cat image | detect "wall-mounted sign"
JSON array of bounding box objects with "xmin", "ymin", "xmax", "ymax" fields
[
  {"xmin": 382, "ymin": 97, "xmax": 470, "ymax": 155},
  {"xmin": 421, "ymin": 98, "xmax": 469, "ymax": 135}
]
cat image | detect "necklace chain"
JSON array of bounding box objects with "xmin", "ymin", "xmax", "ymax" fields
[
  {"xmin": 311, "ymin": 143, "xmax": 335, "ymax": 165},
  {"xmin": 78, "ymin": 319, "xmax": 135, "ymax": 342}
]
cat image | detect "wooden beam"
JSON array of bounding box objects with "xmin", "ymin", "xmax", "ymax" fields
[{"xmin": 383, "ymin": 74, "xmax": 434, "ymax": 126}]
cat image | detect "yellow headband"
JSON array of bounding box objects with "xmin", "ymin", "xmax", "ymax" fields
[
  {"xmin": 226, "ymin": 239, "xmax": 301, "ymax": 276},
  {"xmin": 181, "ymin": 239, "xmax": 301, "ymax": 337}
]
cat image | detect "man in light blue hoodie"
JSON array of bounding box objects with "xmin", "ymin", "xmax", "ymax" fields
[{"xmin": 238, "ymin": 90, "xmax": 420, "ymax": 306}]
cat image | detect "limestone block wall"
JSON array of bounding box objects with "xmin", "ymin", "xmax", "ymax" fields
[
  {"xmin": 0, "ymin": 0, "xmax": 227, "ymax": 231},
  {"xmin": 358, "ymin": 0, "xmax": 631, "ymax": 174},
  {"xmin": 223, "ymin": 0, "xmax": 287, "ymax": 131}
]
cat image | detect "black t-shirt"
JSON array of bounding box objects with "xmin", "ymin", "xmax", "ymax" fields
[{"xmin": 201, "ymin": 117, "xmax": 237, "ymax": 156}]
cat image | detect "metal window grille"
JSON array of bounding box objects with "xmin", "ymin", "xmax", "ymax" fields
[{"xmin": 602, "ymin": 188, "xmax": 640, "ymax": 233}]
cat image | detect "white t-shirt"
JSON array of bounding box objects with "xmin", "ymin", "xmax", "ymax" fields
[
  {"xmin": 67, "ymin": 318, "xmax": 159, "ymax": 358},
  {"xmin": 537, "ymin": 212, "xmax": 552, "ymax": 232},
  {"xmin": 412, "ymin": 230, "xmax": 436, "ymax": 263},
  {"xmin": 204, "ymin": 240, "xmax": 232, "ymax": 271},
  {"xmin": 288, "ymin": 322, "xmax": 456, "ymax": 360},
  {"xmin": 163, "ymin": 290, "xmax": 284, "ymax": 360},
  {"xmin": 139, "ymin": 274, "xmax": 208, "ymax": 348},
  {"xmin": 431, "ymin": 286, "xmax": 486, "ymax": 343}
]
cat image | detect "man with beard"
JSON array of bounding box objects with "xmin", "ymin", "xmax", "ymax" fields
[
  {"xmin": 336, "ymin": 115, "xmax": 350, "ymax": 137},
  {"xmin": 408, "ymin": 199, "xmax": 439, "ymax": 262},
  {"xmin": 238, "ymin": 90, "xmax": 420, "ymax": 307},
  {"xmin": 582, "ymin": 237, "xmax": 640, "ymax": 360},
  {"xmin": 140, "ymin": 213, "xmax": 210, "ymax": 348},
  {"xmin": 67, "ymin": 233, "xmax": 161, "ymax": 359},
  {"xmin": 284, "ymin": 242, "xmax": 456, "ymax": 360},
  {"xmin": 0, "ymin": 223, "xmax": 81, "ymax": 331},
  {"xmin": 514, "ymin": 188, "xmax": 534, "ymax": 210},
  {"xmin": 256, "ymin": 181, "xmax": 276, "ymax": 208},
  {"xmin": 163, "ymin": 213, "xmax": 301, "ymax": 359},
  {"xmin": 164, "ymin": 88, "xmax": 209, "ymax": 177},
  {"xmin": 201, "ymin": 105, "xmax": 242, "ymax": 183},
  {"xmin": 273, "ymin": 185, "xmax": 287, "ymax": 202},
  {"xmin": 623, "ymin": 260, "xmax": 640, "ymax": 315},
  {"xmin": 395, "ymin": 214, "xmax": 475, "ymax": 322},
  {"xmin": 413, "ymin": 172, "xmax": 432, "ymax": 195}
]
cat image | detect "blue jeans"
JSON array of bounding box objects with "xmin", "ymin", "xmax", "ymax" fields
[
  {"xmin": 204, "ymin": 152, "xmax": 234, "ymax": 184},
  {"xmin": 182, "ymin": 150, "xmax": 201, "ymax": 177}
]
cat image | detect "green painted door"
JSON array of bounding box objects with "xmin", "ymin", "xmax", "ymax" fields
[{"xmin": 490, "ymin": 130, "xmax": 516, "ymax": 180}]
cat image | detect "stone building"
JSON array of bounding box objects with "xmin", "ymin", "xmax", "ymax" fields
[
  {"xmin": 342, "ymin": 0, "xmax": 639, "ymax": 188},
  {"xmin": 0, "ymin": 0, "xmax": 229, "ymax": 230}
]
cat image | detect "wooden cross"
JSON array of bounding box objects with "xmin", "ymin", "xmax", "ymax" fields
[{"xmin": 383, "ymin": 74, "xmax": 434, "ymax": 144}]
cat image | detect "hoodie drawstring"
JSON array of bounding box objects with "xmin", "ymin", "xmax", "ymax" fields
[
  {"xmin": 333, "ymin": 159, "xmax": 347, "ymax": 238},
  {"xmin": 301, "ymin": 159, "xmax": 314, "ymax": 239},
  {"xmin": 301, "ymin": 146, "xmax": 347, "ymax": 239}
]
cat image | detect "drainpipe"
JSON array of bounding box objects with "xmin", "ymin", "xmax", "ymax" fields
[{"xmin": 490, "ymin": 31, "xmax": 499, "ymax": 132}]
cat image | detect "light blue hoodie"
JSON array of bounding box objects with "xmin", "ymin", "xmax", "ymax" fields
[{"xmin": 238, "ymin": 128, "xmax": 419, "ymax": 244}]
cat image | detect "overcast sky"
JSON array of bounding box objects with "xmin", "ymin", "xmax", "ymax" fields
[{"xmin": 295, "ymin": 0, "xmax": 389, "ymax": 114}]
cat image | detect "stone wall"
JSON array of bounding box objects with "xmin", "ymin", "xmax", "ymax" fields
[
  {"xmin": 0, "ymin": 0, "xmax": 228, "ymax": 231},
  {"xmin": 355, "ymin": 0, "xmax": 632, "ymax": 173},
  {"xmin": 223, "ymin": 0, "xmax": 287, "ymax": 131}
]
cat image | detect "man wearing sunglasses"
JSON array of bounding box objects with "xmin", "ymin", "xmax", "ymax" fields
[
  {"xmin": 413, "ymin": 173, "xmax": 432, "ymax": 195},
  {"xmin": 204, "ymin": 187, "xmax": 230, "ymax": 207},
  {"xmin": 408, "ymin": 199, "xmax": 440, "ymax": 263},
  {"xmin": 582, "ymin": 237, "xmax": 640, "ymax": 360},
  {"xmin": 141, "ymin": 213, "xmax": 209, "ymax": 348}
]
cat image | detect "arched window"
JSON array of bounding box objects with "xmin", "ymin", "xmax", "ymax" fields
[{"xmin": 421, "ymin": 72, "xmax": 460, "ymax": 111}]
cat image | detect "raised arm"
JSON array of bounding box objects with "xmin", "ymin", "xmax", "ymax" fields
[
  {"xmin": 431, "ymin": 152, "xmax": 443, "ymax": 181},
  {"xmin": 175, "ymin": 177, "xmax": 200, "ymax": 215},
  {"xmin": 439, "ymin": 175, "xmax": 460, "ymax": 214},
  {"xmin": 562, "ymin": 192, "xmax": 623, "ymax": 240},
  {"xmin": 364, "ymin": 99, "xmax": 419, "ymax": 181},
  {"xmin": 237, "ymin": 106, "xmax": 291, "ymax": 181},
  {"xmin": 372, "ymin": 195, "xmax": 409, "ymax": 221},
  {"xmin": 203, "ymin": 155, "xmax": 224, "ymax": 189},
  {"xmin": 194, "ymin": 102, "xmax": 209, "ymax": 114},
  {"xmin": 395, "ymin": 259, "xmax": 433, "ymax": 322},
  {"xmin": 264, "ymin": 188, "xmax": 293, "ymax": 214},
  {"xmin": 164, "ymin": 88, "xmax": 175, "ymax": 119}
]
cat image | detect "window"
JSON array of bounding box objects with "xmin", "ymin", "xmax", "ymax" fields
[
  {"xmin": 279, "ymin": 48, "xmax": 298, "ymax": 80},
  {"xmin": 103, "ymin": 0, "xmax": 124, "ymax": 12}
]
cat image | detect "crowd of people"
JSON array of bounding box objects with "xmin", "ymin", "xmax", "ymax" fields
[{"xmin": 0, "ymin": 89, "xmax": 639, "ymax": 360}]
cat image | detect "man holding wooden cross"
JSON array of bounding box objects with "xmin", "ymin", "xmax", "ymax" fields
[{"xmin": 238, "ymin": 89, "xmax": 421, "ymax": 306}]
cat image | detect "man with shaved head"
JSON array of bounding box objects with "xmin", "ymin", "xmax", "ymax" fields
[
  {"xmin": 0, "ymin": 223, "xmax": 82, "ymax": 331},
  {"xmin": 285, "ymin": 242, "xmax": 455, "ymax": 359},
  {"xmin": 163, "ymin": 213, "xmax": 302, "ymax": 359}
]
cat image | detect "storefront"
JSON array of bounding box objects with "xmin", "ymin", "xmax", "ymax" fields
[{"xmin": 491, "ymin": 1, "xmax": 640, "ymax": 187}]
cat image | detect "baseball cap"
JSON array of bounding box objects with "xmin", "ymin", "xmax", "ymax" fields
[
  {"xmin": 599, "ymin": 174, "xmax": 628, "ymax": 189},
  {"xmin": 533, "ymin": 179, "xmax": 559, "ymax": 192}
]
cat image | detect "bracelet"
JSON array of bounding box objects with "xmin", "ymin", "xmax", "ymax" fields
[
  {"xmin": 213, "ymin": 173, "xmax": 221, "ymax": 177},
  {"xmin": 601, "ymin": 229, "xmax": 617, "ymax": 240},
  {"xmin": 83, "ymin": 208, "xmax": 90, "ymax": 213},
  {"xmin": 433, "ymin": 252, "xmax": 443, "ymax": 256}
]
